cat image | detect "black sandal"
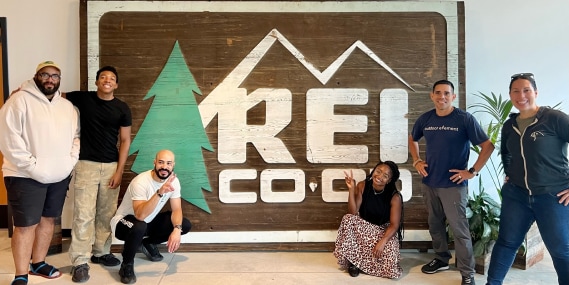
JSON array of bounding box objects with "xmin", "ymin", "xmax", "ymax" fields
[
  {"xmin": 29, "ymin": 262, "xmax": 61, "ymax": 279},
  {"xmin": 10, "ymin": 276, "xmax": 28, "ymax": 285}
]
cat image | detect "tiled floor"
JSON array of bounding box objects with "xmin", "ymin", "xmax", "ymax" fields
[{"xmin": 0, "ymin": 229, "xmax": 557, "ymax": 284}]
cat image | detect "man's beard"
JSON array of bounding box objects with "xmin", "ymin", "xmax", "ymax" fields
[
  {"xmin": 154, "ymin": 167, "xmax": 173, "ymax": 180},
  {"xmin": 34, "ymin": 77, "xmax": 60, "ymax": 96}
]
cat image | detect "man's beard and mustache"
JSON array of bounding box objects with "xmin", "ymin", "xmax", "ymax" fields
[
  {"xmin": 34, "ymin": 77, "xmax": 60, "ymax": 96},
  {"xmin": 154, "ymin": 167, "xmax": 173, "ymax": 180}
]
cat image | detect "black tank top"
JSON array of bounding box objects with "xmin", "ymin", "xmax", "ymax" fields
[{"xmin": 359, "ymin": 179, "xmax": 397, "ymax": 226}]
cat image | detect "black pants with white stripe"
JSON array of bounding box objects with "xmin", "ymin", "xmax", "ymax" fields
[{"xmin": 114, "ymin": 211, "xmax": 191, "ymax": 264}]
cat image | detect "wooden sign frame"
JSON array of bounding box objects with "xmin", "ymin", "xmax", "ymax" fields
[{"xmin": 81, "ymin": 1, "xmax": 465, "ymax": 251}]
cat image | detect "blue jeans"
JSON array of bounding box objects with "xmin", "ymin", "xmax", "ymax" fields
[{"xmin": 487, "ymin": 182, "xmax": 569, "ymax": 285}]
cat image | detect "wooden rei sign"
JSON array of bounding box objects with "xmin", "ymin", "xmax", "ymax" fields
[{"xmin": 81, "ymin": 1, "xmax": 465, "ymax": 250}]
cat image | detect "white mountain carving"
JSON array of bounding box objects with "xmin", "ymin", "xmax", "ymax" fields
[{"xmin": 199, "ymin": 28, "xmax": 414, "ymax": 128}]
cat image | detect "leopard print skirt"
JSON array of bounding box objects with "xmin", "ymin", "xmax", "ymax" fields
[{"xmin": 333, "ymin": 213, "xmax": 402, "ymax": 279}]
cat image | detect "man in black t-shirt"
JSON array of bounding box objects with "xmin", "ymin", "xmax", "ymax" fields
[{"xmin": 66, "ymin": 66, "xmax": 132, "ymax": 283}]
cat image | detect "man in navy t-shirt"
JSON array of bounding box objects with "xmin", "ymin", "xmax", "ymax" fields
[{"xmin": 408, "ymin": 80, "xmax": 494, "ymax": 285}]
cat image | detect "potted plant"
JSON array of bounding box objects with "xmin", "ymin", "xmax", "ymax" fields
[
  {"xmin": 466, "ymin": 178, "xmax": 501, "ymax": 274},
  {"xmin": 467, "ymin": 179, "xmax": 500, "ymax": 257},
  {"xmin": 467, "ymin": 91, "xmax": 511, "ymax": 260}
]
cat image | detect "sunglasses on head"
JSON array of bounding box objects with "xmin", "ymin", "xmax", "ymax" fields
[{"xmin": 511, "ymin": 73, "xmax": 534, "ymax": 80}]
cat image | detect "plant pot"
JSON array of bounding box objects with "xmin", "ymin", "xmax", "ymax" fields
[
  {"xmin": 475, "ymin": 223, "xmax": 545, "ymax": 274},
  {"xmin": 474, "ymin": 241, "xmax": 494, "ymax": 274},
  {"xmin": 512, "ymin": 222, "xmax": 545, "ymax": 270}
]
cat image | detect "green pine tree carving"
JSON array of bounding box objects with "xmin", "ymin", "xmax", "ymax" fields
[{"xmin": 130, "ymin": 41, "xmax": 214, "ymax": 213}]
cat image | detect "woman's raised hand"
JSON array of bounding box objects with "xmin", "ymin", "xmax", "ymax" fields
[{"xmin": 344, "ymin": 170, "xmax": 356, "ymax": 190}]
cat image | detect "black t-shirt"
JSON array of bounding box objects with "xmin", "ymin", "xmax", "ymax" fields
[{"xmin": 66, "ymin": 91, "xmax": 132, "ymax": 162}]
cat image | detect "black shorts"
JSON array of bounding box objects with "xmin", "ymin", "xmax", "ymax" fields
[{"xmin": 5, "ymin": 176, "xmax": 71, "ymax": 227}]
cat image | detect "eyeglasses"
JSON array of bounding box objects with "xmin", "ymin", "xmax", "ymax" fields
[
  {"xmin": 511, "ymin": 73, "xmax": 534, "ymax": 80},
  {"xmin": 37, "ymin": 72, "xmax": 61, "ymax": 81}
]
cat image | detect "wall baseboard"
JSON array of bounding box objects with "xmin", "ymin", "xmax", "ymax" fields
[{"xmin": 0, "ymin": 205, "xmax": 7, "ymax": 228}]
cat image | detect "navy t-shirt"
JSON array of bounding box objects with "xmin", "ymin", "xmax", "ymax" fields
[{"xmin": 411, "ymin": 108, "xmax": 488, "ymax": 188}]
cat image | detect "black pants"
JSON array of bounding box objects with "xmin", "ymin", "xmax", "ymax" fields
[{"xmin": 114, "ymin": 211, "xmax": 191, "ymax": 264}]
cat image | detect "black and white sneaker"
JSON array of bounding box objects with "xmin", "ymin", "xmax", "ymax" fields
[
  {"xmin": 462, "ymin": 274, "xmax": 476, "ymax": 285},
  {"xmin": 421, "ymin": 258, "xmax": 449, "ymax": 274}
]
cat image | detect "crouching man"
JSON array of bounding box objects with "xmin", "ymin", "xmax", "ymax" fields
[{"xmin": 110, "ymin": 149, "xmax": 191, "ymax": 284}]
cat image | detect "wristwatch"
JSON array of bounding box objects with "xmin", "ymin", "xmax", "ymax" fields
[
  {"xmin": 156, "ymin": 190, "xmax": 163, "ymax": 198},
  {"xmin": 174, "ymin": 224, "xmax": 182, "ymax": 230},
  {"xmin": 468, "ymin": 167, "xmax": 479, "ymax": 176}
]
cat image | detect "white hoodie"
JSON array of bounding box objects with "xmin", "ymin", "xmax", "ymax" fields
[{"xmin": 0, "ymin": 79, "xmax": 80, "ymax": 183}]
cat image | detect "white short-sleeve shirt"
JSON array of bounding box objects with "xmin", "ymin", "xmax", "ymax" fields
[{"xmin": 110, "ymin": 170, "xmax": 181, "ymax": 233}]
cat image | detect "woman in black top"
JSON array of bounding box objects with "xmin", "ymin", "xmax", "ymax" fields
[{"xmin": 333, "ymin": 161, "xmax": 403, "ymax": 278}]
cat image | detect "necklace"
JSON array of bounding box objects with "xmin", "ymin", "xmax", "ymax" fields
[{"xmin": 373, "ymin": 188, "xmax": 385, "ymax": 195}]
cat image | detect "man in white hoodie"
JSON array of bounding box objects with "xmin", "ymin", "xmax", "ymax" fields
[{"xmin": 0, "ymin": 61, "xmax": 80, "ymax": 285}]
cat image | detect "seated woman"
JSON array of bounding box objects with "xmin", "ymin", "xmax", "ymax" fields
[{"xmin": 333, "ymin": 161, "xmax": 403, "ymax": 279}]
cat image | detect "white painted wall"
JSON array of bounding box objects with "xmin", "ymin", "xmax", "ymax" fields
[
  {"xmin": 2, "ymin": 0, "xmax": 569, "ymax": 226},
  {"xmin": 3, "ymin": 0, "xmax": 568, "ymax": 104},
  {"xmin": 465, "ymin": 0, "xmax": 569, "ymax": 108},
  {"xmin": 3, "ymin": 0, "xmax": 80, "ymax": 93}
]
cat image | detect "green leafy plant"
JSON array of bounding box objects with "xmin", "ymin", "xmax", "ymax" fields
[
  {"xmin": 466, "ymin": 179, "xmax": 501, "ymax": 256},
  {"xmin": 464, "ymin": 92, "xmax": 511, "ymax": 256},
  {"xmin": 469, "ymin": 92, "xmax": 513, "ymax": 193}
]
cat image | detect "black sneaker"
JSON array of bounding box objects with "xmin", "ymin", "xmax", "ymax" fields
[
  {"xmin": 71, "ymin": 263, "xmax": 90, "ymax": 283},
  {"xmin": 421, "ymin": 258, "xmax": 449, "ymax": 274},
  {"xmin": 462, "ymin": 275, "xmax": 476, "ymax": 285},
  {"xmin": 119, "ymin": 263, "xmax": 136, "ymax": 284},
  {"xmin": 91, "ymin": 254, "xmax": 121, "ymax": 267},
  {"xmin": 348, "ymin": 262, "xmax": 360, "ymax": 277},
  {"xmin": 140, "ymin": 241, "xmax": 163, "ymax": 262}
]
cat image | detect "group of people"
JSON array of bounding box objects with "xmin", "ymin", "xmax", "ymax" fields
[
  {"xmin": 334, "ymin": 77, "xmax": 569, "ymax": 285},
  {"xmin": 1, "ymin": 61, "xmax": 568, "ymax": 285},
  {"xmin": 0, "ymin": 61, "xmax": 191, "ymax": 285}
]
